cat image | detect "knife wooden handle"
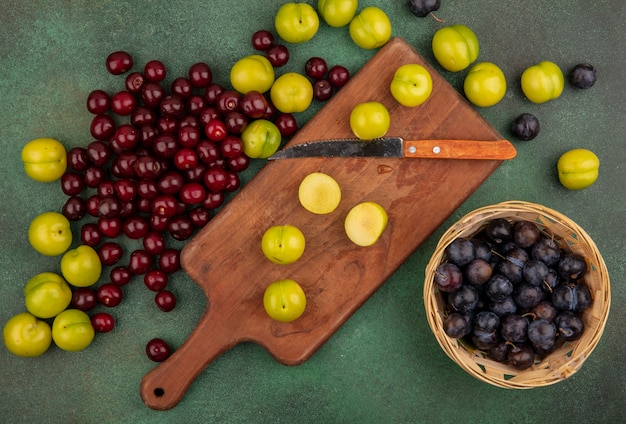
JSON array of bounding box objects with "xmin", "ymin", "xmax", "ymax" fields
[{"xmin": 404, "ymin": 139, "xmax": 516, "ymax": 160}]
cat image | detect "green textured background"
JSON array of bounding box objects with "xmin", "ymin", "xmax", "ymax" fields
[{"xmin": 1, "ymin": 1, "xmax": 624, "ymax": 423}]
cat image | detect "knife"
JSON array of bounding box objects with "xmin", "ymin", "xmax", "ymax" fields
[{"xmin": 268, "ymin": 137, "xmax": 516, "ymax": 161}]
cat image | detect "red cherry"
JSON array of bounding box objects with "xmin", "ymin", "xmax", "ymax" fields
[
  {"xmin": 171, "ymin": 77, "xmax": 193, "ymax": 99},
  {"xmin": 81, "ymin": 222, "xmax": 102, "ymax": 246},
  {"xmin": 274, "ymin": 113, "xmax": 298, "ymax": 137},
  {"xmin": 328, "ymin": 65, "xmax": 350, "ymax": 88},
  {"xmin": 266, "ymin": 44, "xmax": 289, "ymax": 67},
  {"xmin": 173, "ymin": 147, "xmax": 199, "ymax": 170},
  {"xmin": 91, "ymin": 312, "xmax": 115, "ymax": 333},
  {"xmin": 97, "ymin": 283, "xmax": 123, "ymax": 307},
  {"xmin": 155, "ymin": 290, "xmax": 177, "ymax": 312},
  {"xmin": 71, "ymin": 288, "xmax": 97, "ymax": 311},
  {"xmin": 144, "ymin": 60, "xmax": 167, "ymax": 82},
  {"xmin": 203, "ymin": 191, "xmax": 224, "ymax": 209},
  {"xmin": 129, "ymin": 250, "xmax": 152, "ymax": 275},
  {"xmin": 90, "ymin": 114, "xmax": 116, "ymax": 140},
  {"xmin": 305, "ymin": 57, "xmax": 328, "ymax": 79},
  {"xmin": 125, "ymin": 72, "xmax": 145, "ymax": 93},
  {"xmin": 146, "ymin": 338, "xmax": 171, "ymax": 362},
  {"xmin": 159, "ymin": 249, "xmax": 180, "ymax": 273},
  {"xmin": 251, "ymin": 30, "xmax": 275, "ymax": 51},
  {"xmin": 144, "ymin": 269, "xmax": 168, "ymax": 292},
  {"xmin": 87, "ymin": 90, "xmax": 111, "ymax": 114},
  {"xmin": 205, "ymin": 118, "xmax": 228, "ymax": 142},
  {"xmin": 123, "ymin": 216, "xmax": 150, "ymax": 239},
  {"xmin": 98, "ymin": 217, "xmax": 123, "ymax": 238},
  {"xmin": 143, "ymin": 232, "xmax": 166, "ymax": 255},
  {"xmin": 110, "ymin": 266, "xmax": 132, "ymax": 286},
  {"xmin": 98, "ymin": 241, "xmax": 124, "ymax": 266},
  {"xmin": 188, "ymin": 62, "xmax": 212, "ymax": 88},
  {"xmin": 111, "ymin": 91, "xmax": 137, "ymax": 116},
  {"xmin": 106, "ymin": 51, "xmax": 133, "ymax": 75}
]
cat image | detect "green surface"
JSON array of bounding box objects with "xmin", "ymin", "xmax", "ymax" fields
[{"xmin": 1, "ymin": 1, "xmax": 624, "ymax": 423}]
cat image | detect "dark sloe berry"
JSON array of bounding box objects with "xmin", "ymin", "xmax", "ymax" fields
[
  {"xmin": 552, "ymin": 283, "xmax": 592, "ymax": 312},
  {"xmin": 470, "ymin": 238, "xmax": 492, "ymax": 262},
  {"xmin": 445, "ymin": 238, "xmax": 476, "ymax": 267},
  {"xmin": 489, "ymin": 341, "xmax": 511, "ymax": 362},
  {"xmin": 507, "ymin": 343, "xmax": 535, "ymax": 370},
  {"xmin": 443, "ymin": 312, "xmax": 471, "ymax": 338},
  {"xmin": 407, "ymin": 0, "xmax": 441, "ymax": 18},
  {"xmin": 531, "ymin": 300, "xmax": 558, "ymax": 322},
  {"xmin": 472, "ymin": 329, "xmax": 499, "ymax": 350},
  {"xmin": 474, "ymin": 311, "xmax": 500, "ymax": 333},
  {"xmin": 511, "ymin": 113, "xmax": 540, "ymax": 141},
  {"xmin": 531, "ymin": 237, "xmax": 561, "ymax": 266},
  {"xmin": 449, "ymin": 284, "xmax": 480, "ymax": 314},
  {"xmin": 570, "ymin": 63, "xmax": 597, "ymax": 89},
  {"xmin": 486, "ymin": 218, "xmax": 512, "ymax": 244},
  {"xmin": 528, "ymin": 318, "xmax": 557, "ymax": 355},
  {"xmin": 558, "ymin": 253, "xmax": 587, "ymax": 281},
  {"xmin": 523, "ymin": 260, "xmax": 550, "ymax": 287},
  {"xmin": 513, "ymin": 220, "xmax": 540, "ymax": 248},
  {"xmin": 489, "ymin": 296, "xmax": 518, "ymax": 317},
  {"xmin": 555, "ymin": 311, "xmax": 584, "ymax": 341},
  {"xmin": 434, "ymin": 262, "xmax": 463, "ymax": 293},
  {"xmin": 540, "ymin": 268, "xmax": 560, "ymax": 294},
  {"xmin": 501, "ymin": 314, "xmax": 529, "ymax": 343},
  {"xmin": 513, "ymin": 283, "xmax": 543, "ymax": 310},
  {"xmin": 486, "ymin": 274, "xmax": 514, "ymax": 302},
  {"xmin": 464, "ymin": 258, "xmax": 493, "ymax": 286}
]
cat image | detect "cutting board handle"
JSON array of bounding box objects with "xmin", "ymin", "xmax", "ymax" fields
[{"xmin": 140, "ymin": 309, "xmax": 240, "ymax": 410}]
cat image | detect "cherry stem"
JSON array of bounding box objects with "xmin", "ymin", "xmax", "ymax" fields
[
  {"xmin": 542, "ymin": 279, "xmax": 553, "ymax": 293},
  {"xmin": 490, "ymin": 249, "xmax": 506, "ymax": 260},
  {"xmin": 429, "ymin": 12, "xmax": 444, "ymax": 23},
  {"xmin": 504, "ymin": 340, "xmax": 517, "ymax": 349},
  {"xmin": 522, "ymin": 311, "xmax": 537, "ymax": 320}
]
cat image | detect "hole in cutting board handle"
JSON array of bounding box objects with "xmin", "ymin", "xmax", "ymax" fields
[{"xmin": 153, "ymin": 387, "xmax": 165, "ymax": 397}]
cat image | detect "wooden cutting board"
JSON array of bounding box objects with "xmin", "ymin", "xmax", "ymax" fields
[{"xmin": 140, "ymin": 37, "xmax": 515, "ymax": 410}]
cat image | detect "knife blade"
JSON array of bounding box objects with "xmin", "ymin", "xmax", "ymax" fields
[{"xmin": 268, "ymin": 137, "xmax": 516, "ymax": 161}]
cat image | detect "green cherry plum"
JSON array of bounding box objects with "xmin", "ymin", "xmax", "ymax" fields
[
  {"xmin": 298, "ymin": 172, "xmax": 342, "ymax": 215},
  {"xmin": 390, "ymin": 63, "xmax": 433, "ymax": 107},
  {"xmin": 21, "ymin": 137, "xmax": 67, "ymax": 182},
  {"xmin": 349, "ymin": 101, "xmax": 390, "ymax": 140},
  {"xmin": 3, "ymin": 312, "xmax": 52, "ymax": 357},
  {"xmin": 270, "ymin": 72, "xmax": 313, "ymax": 113},
  {"xmin": 432, "ymin": 24, "xmax": 479, "ymax": 72},
  {"xmin": 28, "ymin": 211, "xmax": 72, "ymax": 256},
  {"xmin": 241, "ymin": 119, "xmax": 282, "ymax": 158},
  {"xmin": 24, "ymin": 272, "xmax": 72, "ymax": 319},
  {"xmin": 557, "ymin": 148, "xmax": 600, "ymax": 190},
  {"xmin": 344, "ymin": 201, "xmax": 388, "ymax": 247},
  {"xmin": 317, "ymin": 0, "xmax": 358, "ymax": 28},
  {"xmin": 463, "ymin": 62, "xmax": 507, "ymax": 107},
  {"xmin": 275, "ymin": 2, "xmax": 320, "ymax": 44},
  {"xmin": 349, "ymin": 6, "xmax": 392, "ymax": 50},
  {"xmin": 263, "ymin": 279, "xmax": 307, "ymax": 322},
  {"xmin": 521, "ymin": 61, "xmax": 564, "ymax": 104},
  {"xmin": 52, "ymin": 309, "xmax": 95, "ymax": 352},
  {"xmin": 261, "ymin": 225, "xmax": 306, "ymax": 265},
  {"xmin": 61, "ymin": 245, "xmax": 102, "ymax": 287},
  {"xmin": 230, "ymin": 55, "xmax": 275, "ymax": 94}
]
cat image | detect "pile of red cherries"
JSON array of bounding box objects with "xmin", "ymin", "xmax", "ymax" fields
[{"xmin": 59, "ymin": 29, "xmax": 351, "ymax": 362}]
